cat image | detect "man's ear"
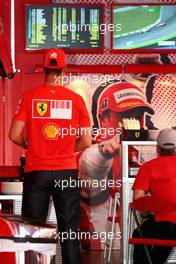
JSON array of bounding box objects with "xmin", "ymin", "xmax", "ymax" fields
[
  {"xmin": 61, "ymin": 70, "xmax": 65, "ymax": 75},
  {"xmin": 99, "ymin": 116, "xmax": 106, "ymax": 127}
]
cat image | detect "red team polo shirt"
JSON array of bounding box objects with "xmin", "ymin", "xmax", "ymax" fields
[
  {"xmin": 14, "ymin": 84, "xmax": 90, "ymax": 172},
  {"xmin": 133, "ymin": 155, "xmax": 176, "ymax": 224}
]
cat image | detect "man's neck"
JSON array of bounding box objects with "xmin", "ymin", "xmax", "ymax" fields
[
  {"xmin": 45, "ymin": 81, "xmax": 61, "ymax": 86},
  {"xmin": 45, "ymin": 74, "xmax": 62, "ymax": 86}
]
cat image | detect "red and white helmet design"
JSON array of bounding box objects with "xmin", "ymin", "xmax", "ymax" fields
[{"xmin": 97, "ymin": 82, "xmax": 154, "ymax": 116}]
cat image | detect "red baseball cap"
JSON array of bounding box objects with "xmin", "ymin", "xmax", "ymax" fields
[
  {"xmin": 44, "ymin": 48, "xmax": 66, "ymax": 69},
  {"xmin": 97, "ymin": 82, "xmax": 154, "ymax": 116}
]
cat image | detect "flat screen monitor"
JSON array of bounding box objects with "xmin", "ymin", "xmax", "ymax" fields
[
  {"xmin": 112, "ymin": 4, "xmax": 176, "ymax": 53},
  {"xmin": 25, "ymin": 4, "xmax": 103, "ymax": 53}
]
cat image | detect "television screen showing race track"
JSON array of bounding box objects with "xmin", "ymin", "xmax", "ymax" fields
[{"xmin": 112, "ymin": 5, "xmax": 176, "ymax": 51}]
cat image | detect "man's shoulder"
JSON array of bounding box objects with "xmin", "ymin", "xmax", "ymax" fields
[
  {"xmin": 61, "ymin": 86, "xmax": 83, "ymax": 99},
  {"xmin": 23, "ymin": 84, "xmax": 44, "ymax": 97},
  {"xmin": 145, "ymin": 156, "xmax": 169, "ymax": 166},
  {"xmin": 61, "ymin": 87, "xmax": 86, "ymax": 108},
  {"xmin": 142, "ymin": 156, "xmax": 163, "ymax": 168}
]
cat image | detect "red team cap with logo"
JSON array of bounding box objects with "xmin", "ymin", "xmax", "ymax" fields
[
  {"xmin": 44, "ymin": 48, "xmax": 66, "ymax": 69},
  {"xmin": 97, "ymin": 82, "xmax": 154, "ymax": 116}
]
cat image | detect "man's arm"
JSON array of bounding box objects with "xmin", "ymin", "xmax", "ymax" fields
[
  {"xmin": 99, "ymin": 135, "xmax": 120, "ymax": 157},
  {"xmin": 133, "ymin": 189, "xmax": 150, "ymax": 218},
  {"xmin": 9, "ymin": 119, "xmax": 28, "ymax": 148},
  {"xmin": 133, "ymin": 189, "xmax": 145, "ymax": 200},
  {"xmin": 132, "ymin": 162, "xmax": 150, "ymax": 201},
  {"xmin": 75, "ymin": 127, "xmax": 92, "ymax": 152}
]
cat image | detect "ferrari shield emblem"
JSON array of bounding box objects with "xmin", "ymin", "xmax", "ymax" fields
[
  {"xmin": 135, "ymin": 132, "xmax": 140, "ymax": 138},
  {"xmin": 37, "ymin": 102, "xmax": 48, "ymax": 116}
]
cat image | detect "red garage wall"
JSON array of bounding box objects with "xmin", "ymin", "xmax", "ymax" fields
[
  {"xmin": 0, "ymin": 0, "xmax": 12, "ymax": 165},
  {"xmin": 0, "ymin": 78, "xmax": 4, "ymax": 165},
  {"xmin": 1, "ymin": 0, "xmax": 176, "ymax": 166},
  {"xmin": 1, "ymin": 0, "xmax": 46, "ymax": 165}
]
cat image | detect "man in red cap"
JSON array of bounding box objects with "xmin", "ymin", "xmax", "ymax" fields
[
  {"xmin": 9, "ymin": 48, "xmax": 92, "ymax": 264},
  {"xmin": 79, "ymin": 81, "xmax": 154, "ymax": 250}
]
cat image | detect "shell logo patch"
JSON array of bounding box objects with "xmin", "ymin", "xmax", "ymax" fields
[
  {"xmin": 37, "ymin": 102, "xmax": 48, "ymax": 116},
  {"xmin": 43, "ymin": 123, "xmax": 60, "ymax": 140},
  {"xmin": 118, "ymin": 102, "xmax": 140, "ymax": 108}
]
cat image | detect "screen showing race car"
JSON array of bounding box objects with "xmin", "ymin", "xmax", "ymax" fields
[{"xmin": 112, "ymin": 4, "xmax": 176, "ymax": 52}]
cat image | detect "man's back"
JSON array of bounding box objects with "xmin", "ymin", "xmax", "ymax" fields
[
  {"xmin": 14, "ymin": 84, "xmax": 90, "ymax": 171},
  {"xmin": 134, "ymin": 155, "xmax": 176, "ymax": 223}
]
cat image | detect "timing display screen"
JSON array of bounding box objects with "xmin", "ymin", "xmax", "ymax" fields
[
  {"xmin": 26, "ymin": 5, "xmax": 103, "ymax": 51},
  {"xmin": 112, "ymin": 5, "xmax": 176, "ymax": 51}
]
